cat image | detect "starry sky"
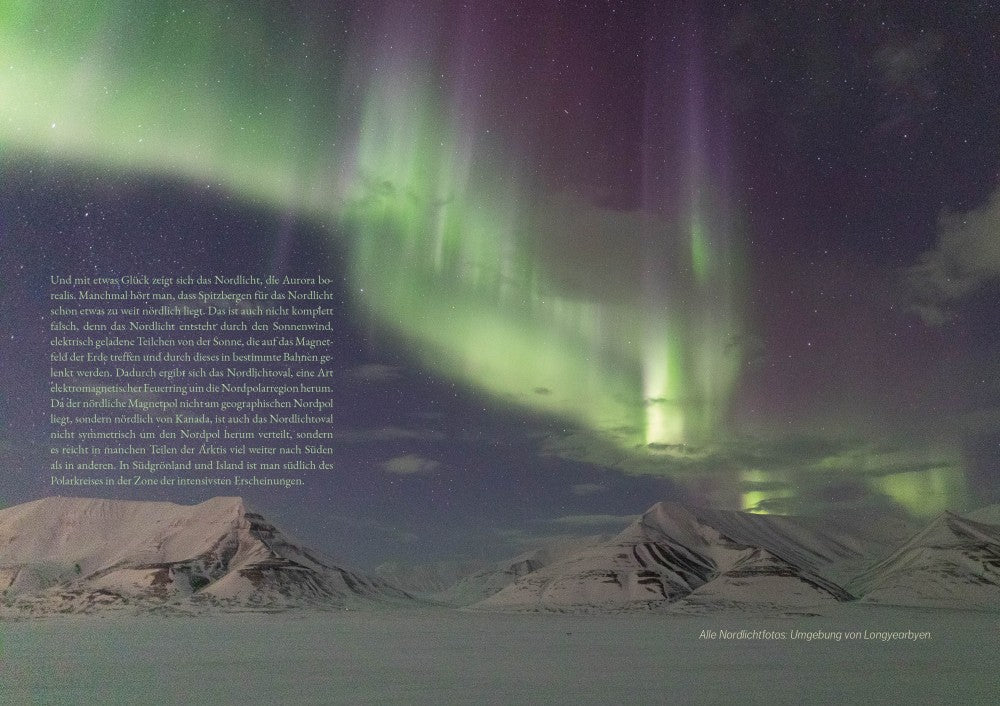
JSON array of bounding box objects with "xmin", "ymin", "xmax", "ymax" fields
[{"xmin": 1, "ymin": 0, "xmax": 998, "ymax": 567}]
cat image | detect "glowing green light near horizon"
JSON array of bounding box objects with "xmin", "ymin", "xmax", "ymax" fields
[{"xmin": 871, "ymin": 467, "xmax": 968, "ymax": 518}]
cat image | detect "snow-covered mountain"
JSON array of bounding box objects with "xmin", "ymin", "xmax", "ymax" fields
[
  {"xmin": 847, "ymin": 511, "xmax": 1000, "ymax": 610},
  {"xmin": 431, "ymin": 535, "xmax": 608, "ymax": 606},
  {"xmin": 475, "ymin": 503, "xmax": 859, "ymax": 612},
  {"xmin": 965, "ymin": 503, "xmax": 1000, "ymax": 525},
  {"xmin": 0, "ymin": 496, "xmax": 412, "ymax": 614},
  {"xmin": 6, "ymin": 495, "xmax": 997, "ymax": 616}
]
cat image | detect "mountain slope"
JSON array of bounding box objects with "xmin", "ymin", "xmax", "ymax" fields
[
  {"xmin": 0, "ymin": 496, "xmax": 411, "ymax": 614},
  {"xmin": 475, "ymin": 503, "xmax": 856, "ymax": 612},
  {"xmin": 847, "ymin": 511, "xmax": 1000, "ymax": 610},
  {"xmin": 965, "ymin": 503, "xmax": 1000, "ymax": 525},
  {"xmin": 431, "ymin": 535, "xmax": 607, "ymax": 606}
]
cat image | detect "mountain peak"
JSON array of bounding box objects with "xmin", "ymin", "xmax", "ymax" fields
[
  {"xmin": 635, "ymin": 501, "xmax": 706, "ymax": 541},
  {"xmin": 847, "ymin": 510, "xmax": 1000, "ymax": 609},
  {"xmin": 0, "ymin": 495, "xmax": 410, "ymax": 615},
  {"xmin": 477, "ymin": 501, "xmax": 857, "ymax": 612}
]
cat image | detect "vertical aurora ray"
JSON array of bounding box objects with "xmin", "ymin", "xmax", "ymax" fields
[
  {"xmin": 632, "ymin": 7, "xmax": 746, "ymax": 449},
  {"xmin": 337, "ymin": 11, "xmax": 750, "ymax": 451},
  {"xmin": 340, "ymin": 75, "xmax": 647, "ymax": 442}
]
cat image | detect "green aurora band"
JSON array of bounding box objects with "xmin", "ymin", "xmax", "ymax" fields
[{"xmin": 0, "ymin": 1, "xmax": 967, "ymax": 515}]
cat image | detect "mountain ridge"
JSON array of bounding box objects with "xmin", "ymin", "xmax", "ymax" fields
[
  {"xmin": 3, "ymin": 496, "xmax": 998, "ymax": 615},
  {"xmin": 475, "ymin": 502, "xmax": 860, "ymax": 612},
  {"xmin": 846, "ymin": 510, "xmax": 1000, "ymax": 609},
  {"xmin": 472, "ymin": 501, "xmax": 1000, "ymax": 613},
  {"xmin": 0, "ymin": 495, "xmax": 412, "ymax": 615}
]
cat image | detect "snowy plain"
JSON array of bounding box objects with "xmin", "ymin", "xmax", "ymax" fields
[{"xmin": 0, "ymin": 606, "xmax": 996, "ymax": 705}]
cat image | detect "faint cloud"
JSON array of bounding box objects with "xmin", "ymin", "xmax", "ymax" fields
[
  {"xmin": 371, "ymin": 427, "xmax": 446, "ymax": 442},
  {"xmin": 570, "ymin": 483, "xmax": 606, "ymax": 496},
  {"xmin": 549, "ymin": 513, "xmax": 636, "ymax": 528},
  {"xmin": 874, "ymin": 35, "xmax": 941, "ymax": 100},
  {"xmin": 492, "ymin": 528, "xmax": 610, "ymax": 551},
  {"xmin": 382, "ymin": 453, "xmax": 440, "ymax": 475},
  {"xmin": 327, "ymin": 514, "xmax": 419, "ymax": 544},
  {"xmin": 871, "ymin": 34, "xmax": 942, "ymax": 139},
  {"xmin": 906, "ymin": 188, "xmax": 1000, "ymax": 323}
]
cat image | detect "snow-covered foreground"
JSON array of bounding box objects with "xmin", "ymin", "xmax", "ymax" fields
[{"xmin": 1, "ymin": 607, "xmax": 995, "ymax": 705}]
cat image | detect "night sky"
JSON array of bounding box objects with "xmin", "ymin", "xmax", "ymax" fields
[{"xmin": 1, "ymin": 1, "xmax": 998, "ymax": 567}]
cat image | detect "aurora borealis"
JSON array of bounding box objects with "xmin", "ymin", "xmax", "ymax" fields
[
  {"xmin": 2, "ymin": 0, "xmax": 999, "ymax": 560},
  {"xmin": 1, "ymin": 0, "xmax": 745, "ymax": 449}
]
